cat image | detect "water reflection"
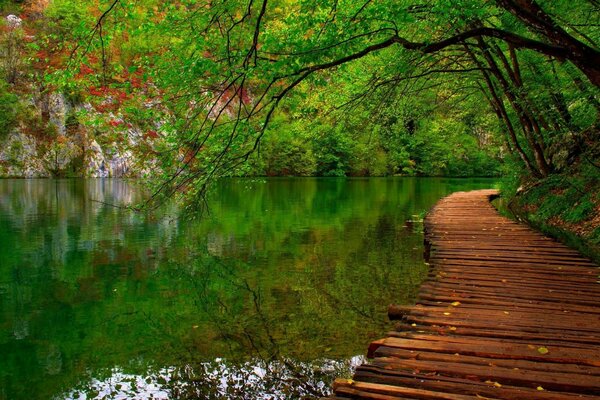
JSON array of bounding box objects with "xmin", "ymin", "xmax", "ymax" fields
[
  {"xmin": 0, "ymin": 178, "xmax": 497, "ymax": 399},
  {"xmin": 64, "ymin": 357, "xmax": 364, "ymax": 400}
]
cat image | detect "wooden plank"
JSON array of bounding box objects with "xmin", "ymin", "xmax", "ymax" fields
[
  {"xmin": 415, "ymin": 298, "xmax": 600, "ymax": 315},
  {"xmin": 390, "ymin": 324, "xmax": 600, "ymax": 345},
  {"xmin": 391, "ymin": 306, "xmax": 600, "ymax": 330},
  {"xmin": 417, "ymin": 290, "xmax": 600, "ymax": 308},
  {"xmin": 368, "ymin": 347, "xmax": 600, "ymax": 376},
  {"xmin": 426, "ymin": 269, "xmax": 599, "ymax": 284},
  {"xmin": 333, "ymin": 380, "xmax": 485, "ymax": 400},
  {"xmin": 418, "ymin": 285, "xmax": 600, "ymax": 306},
  {"xmin": 355, "ymin": 368, "xmax": 600, "ymax": 400},
  {"xmin": 400, "ymin": 314, "xmax": 600, "ymax": 337},
  {"xmin": 329, "ymin": 190, "xmax": 600, "ymax": 399},
  {"xmin": 387, "ymin": 330, "xmax": 600, "ymax": 351},
  {"xmin": 370, "ymin": 338, "xmax": 600, "ymax": 366},
  {"xmin": 368, "ymin": 357, "xmax": 600, "ymax": 393}
]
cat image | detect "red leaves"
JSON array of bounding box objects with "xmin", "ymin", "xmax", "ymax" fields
[
  {"xmin": 116, "ymin": 90, "xmax": 129, "ymax": 102},
  {"xmin": 89, "ymin": 86, "xmax": 107, "ymax": 97},
  {"xmin": 130, "ymin": 75, "xmax": 143, "ymax": 89},
  {"xmin": 78, "ymin": 64, "xmax": 95, "ymax": 76},
  {"xmin": 218, "ymin": 86, "xmax": 252, "ymax": 112},
  {"xmin": 144, "ymin": 130, "xmax": 159, "ymax": 140},
  {"xmin": 35, "ymin": 49, "xmax": 49, "ymax": 60},
  {"xmin": 183, "ymin": 149, "xmax": 198, "ymax": 164},
  {"xmin": 88, "ymin": 86, "xmax": 132, "ymax": 112}
]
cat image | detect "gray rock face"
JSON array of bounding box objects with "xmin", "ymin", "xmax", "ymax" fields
[
  {"xmin": 109, "ymin": 150, "xmax": 133, "ymax": 177},
  {"xmin": 48, "ymin": 93, "xmax": 68, "ymax": 136},
  {"xmin": 5, "ymin": 15, "xmax": 22, "ymax": 29},
  {"xmin": 0, "ymin": 132, "xmax": 48, "ymax": 177},
  {"xmin": 0, "ymin": 88, "xmax": 162, "ymax": 177},
  {"xmin": 85, "ymin": 140, "xmax": 109, "ymax": 178}
]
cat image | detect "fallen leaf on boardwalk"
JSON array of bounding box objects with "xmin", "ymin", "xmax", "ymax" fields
[
  {"xmin": 537, "ymin": 347, "xmax": 549, "ymax": 354},
  {"xmin": 443, "ymin": 312, "xmax": 451, "ymax": 316},
  {"xmin": 501, "ymin": 279, "xmax": 507, "ymax": 283},
  {"xmin": 451, "ymin": 301, "xmax": 461, "ymax": 306},
  {"xmin": 347, "ymin": 379, "xmax": 354, "ymax": 385},
  {"xmin": 537, "ymin": 386, "xmax": 545, "ymax": 391},
  {"xmin": 528, "ymin": 345, "xmax": 536, "ymax": 349},
  {"xmin": 449, "ymin": 326, "xmax": 457, "ymax": 331},
  {"xmin": 503, "ymin": 311, "xmax": 510, "ymax": 315},
  {"xmin": 485, "ymin": 380, "xmax": 502, "ymax": 387}
]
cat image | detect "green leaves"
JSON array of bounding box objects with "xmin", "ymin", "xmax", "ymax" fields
[
  {"xmin": 4, "ymin": 0, "xmax": 594, "ymax": 209},
  {"xmin": 0, "ymin": 81, "xmax": 19, "ymax": 138}
]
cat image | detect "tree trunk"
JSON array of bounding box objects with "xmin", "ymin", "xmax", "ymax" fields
[
  {"xmin": 477, "ymin": 39, "xmax": 552, "ymax": 176},
  {"xmin": 495, "ymin": 0, "xmax": 600, "ymax": 87},
  {"xmin": 465, "ymin": 46, "xmax": 542, "ymax": 177}
]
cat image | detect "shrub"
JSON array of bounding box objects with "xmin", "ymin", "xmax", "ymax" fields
[{"xmin": 0, "ymin": 81, "xmax": 19, "ymax": 138}]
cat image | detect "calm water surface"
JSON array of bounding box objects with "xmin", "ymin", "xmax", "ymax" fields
[{"xmin": 0, "ymin": 178, "xmax": 497, "ymax": 399}]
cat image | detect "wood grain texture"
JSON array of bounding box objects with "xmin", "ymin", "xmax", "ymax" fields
[{"xmin": 327, "ymin": 189, "xmax": 600, "ymax": 400}]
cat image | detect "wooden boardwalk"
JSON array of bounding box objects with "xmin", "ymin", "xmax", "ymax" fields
[{"xmin": 328, "ymin": 189, "xmax": 600, "ymax": 400}]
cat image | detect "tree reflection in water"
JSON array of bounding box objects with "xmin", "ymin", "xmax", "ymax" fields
[
  {"xmin": 0, "ymin": 178, "xmax": 498, "ymax": 399},
  {"xmin": 64, "ymin": 357, "xmax": 363, "ymax": 400}
]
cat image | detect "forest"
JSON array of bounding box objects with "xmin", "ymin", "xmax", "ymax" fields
[
  {"xmin": 0, "ymin": 1, "xmax": 599, "ymax": 399},
  {"xmin": 1, "ymin": 0, "xmax": 598, "ymax": 249}
]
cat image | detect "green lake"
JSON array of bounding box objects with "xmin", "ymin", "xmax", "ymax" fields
[{"xmin": 0, "ymin": 177, "xmax": 498, "ymax": 399}]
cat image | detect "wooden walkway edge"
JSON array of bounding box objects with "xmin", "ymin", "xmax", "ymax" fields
[{"xmin": 327, "ymin": 189, "xmax": 600, "ymax": 400}]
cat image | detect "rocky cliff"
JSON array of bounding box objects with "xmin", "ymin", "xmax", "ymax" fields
[
  {"xmin": 0, "ymin": 89, "xmax": 160, "ymax": 178},
  {"xmin": 0, "ymin": 13, "xmax": 164, "ymax": 178}
]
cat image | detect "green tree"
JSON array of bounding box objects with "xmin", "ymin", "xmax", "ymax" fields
[
  {"xmin": 46, "ymin": 0, "xmax": 598, "ymax": 205},
  {"xmin": 0, "ymin": 81, "xmax": 18, "ymax": 137}
]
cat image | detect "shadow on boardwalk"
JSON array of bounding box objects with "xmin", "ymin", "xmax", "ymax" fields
[{"xmin": 327, "ymin": 189, "xmax": 600, "ymax": 400}]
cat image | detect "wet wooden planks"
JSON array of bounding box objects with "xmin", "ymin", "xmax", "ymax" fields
[{"xmin": 327, "ymin": 189, "xmax": 600, "ymax": 400}]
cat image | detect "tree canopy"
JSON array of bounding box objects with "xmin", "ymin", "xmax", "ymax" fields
[{"xmin": 2, "ymin": 0, "xmax": 598, "ymax": 208}]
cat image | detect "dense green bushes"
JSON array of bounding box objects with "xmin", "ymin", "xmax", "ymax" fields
[
  {"xmin": 0, "ymin": 81, "xmax": 18, "ymax": 138},
  {"xmin": 504, "ymin": 159, "xmax": 600, "ymax": 261},
  {"xmin": 244, "ymin": 100, "xmax": 503, "ymax": 178}
]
